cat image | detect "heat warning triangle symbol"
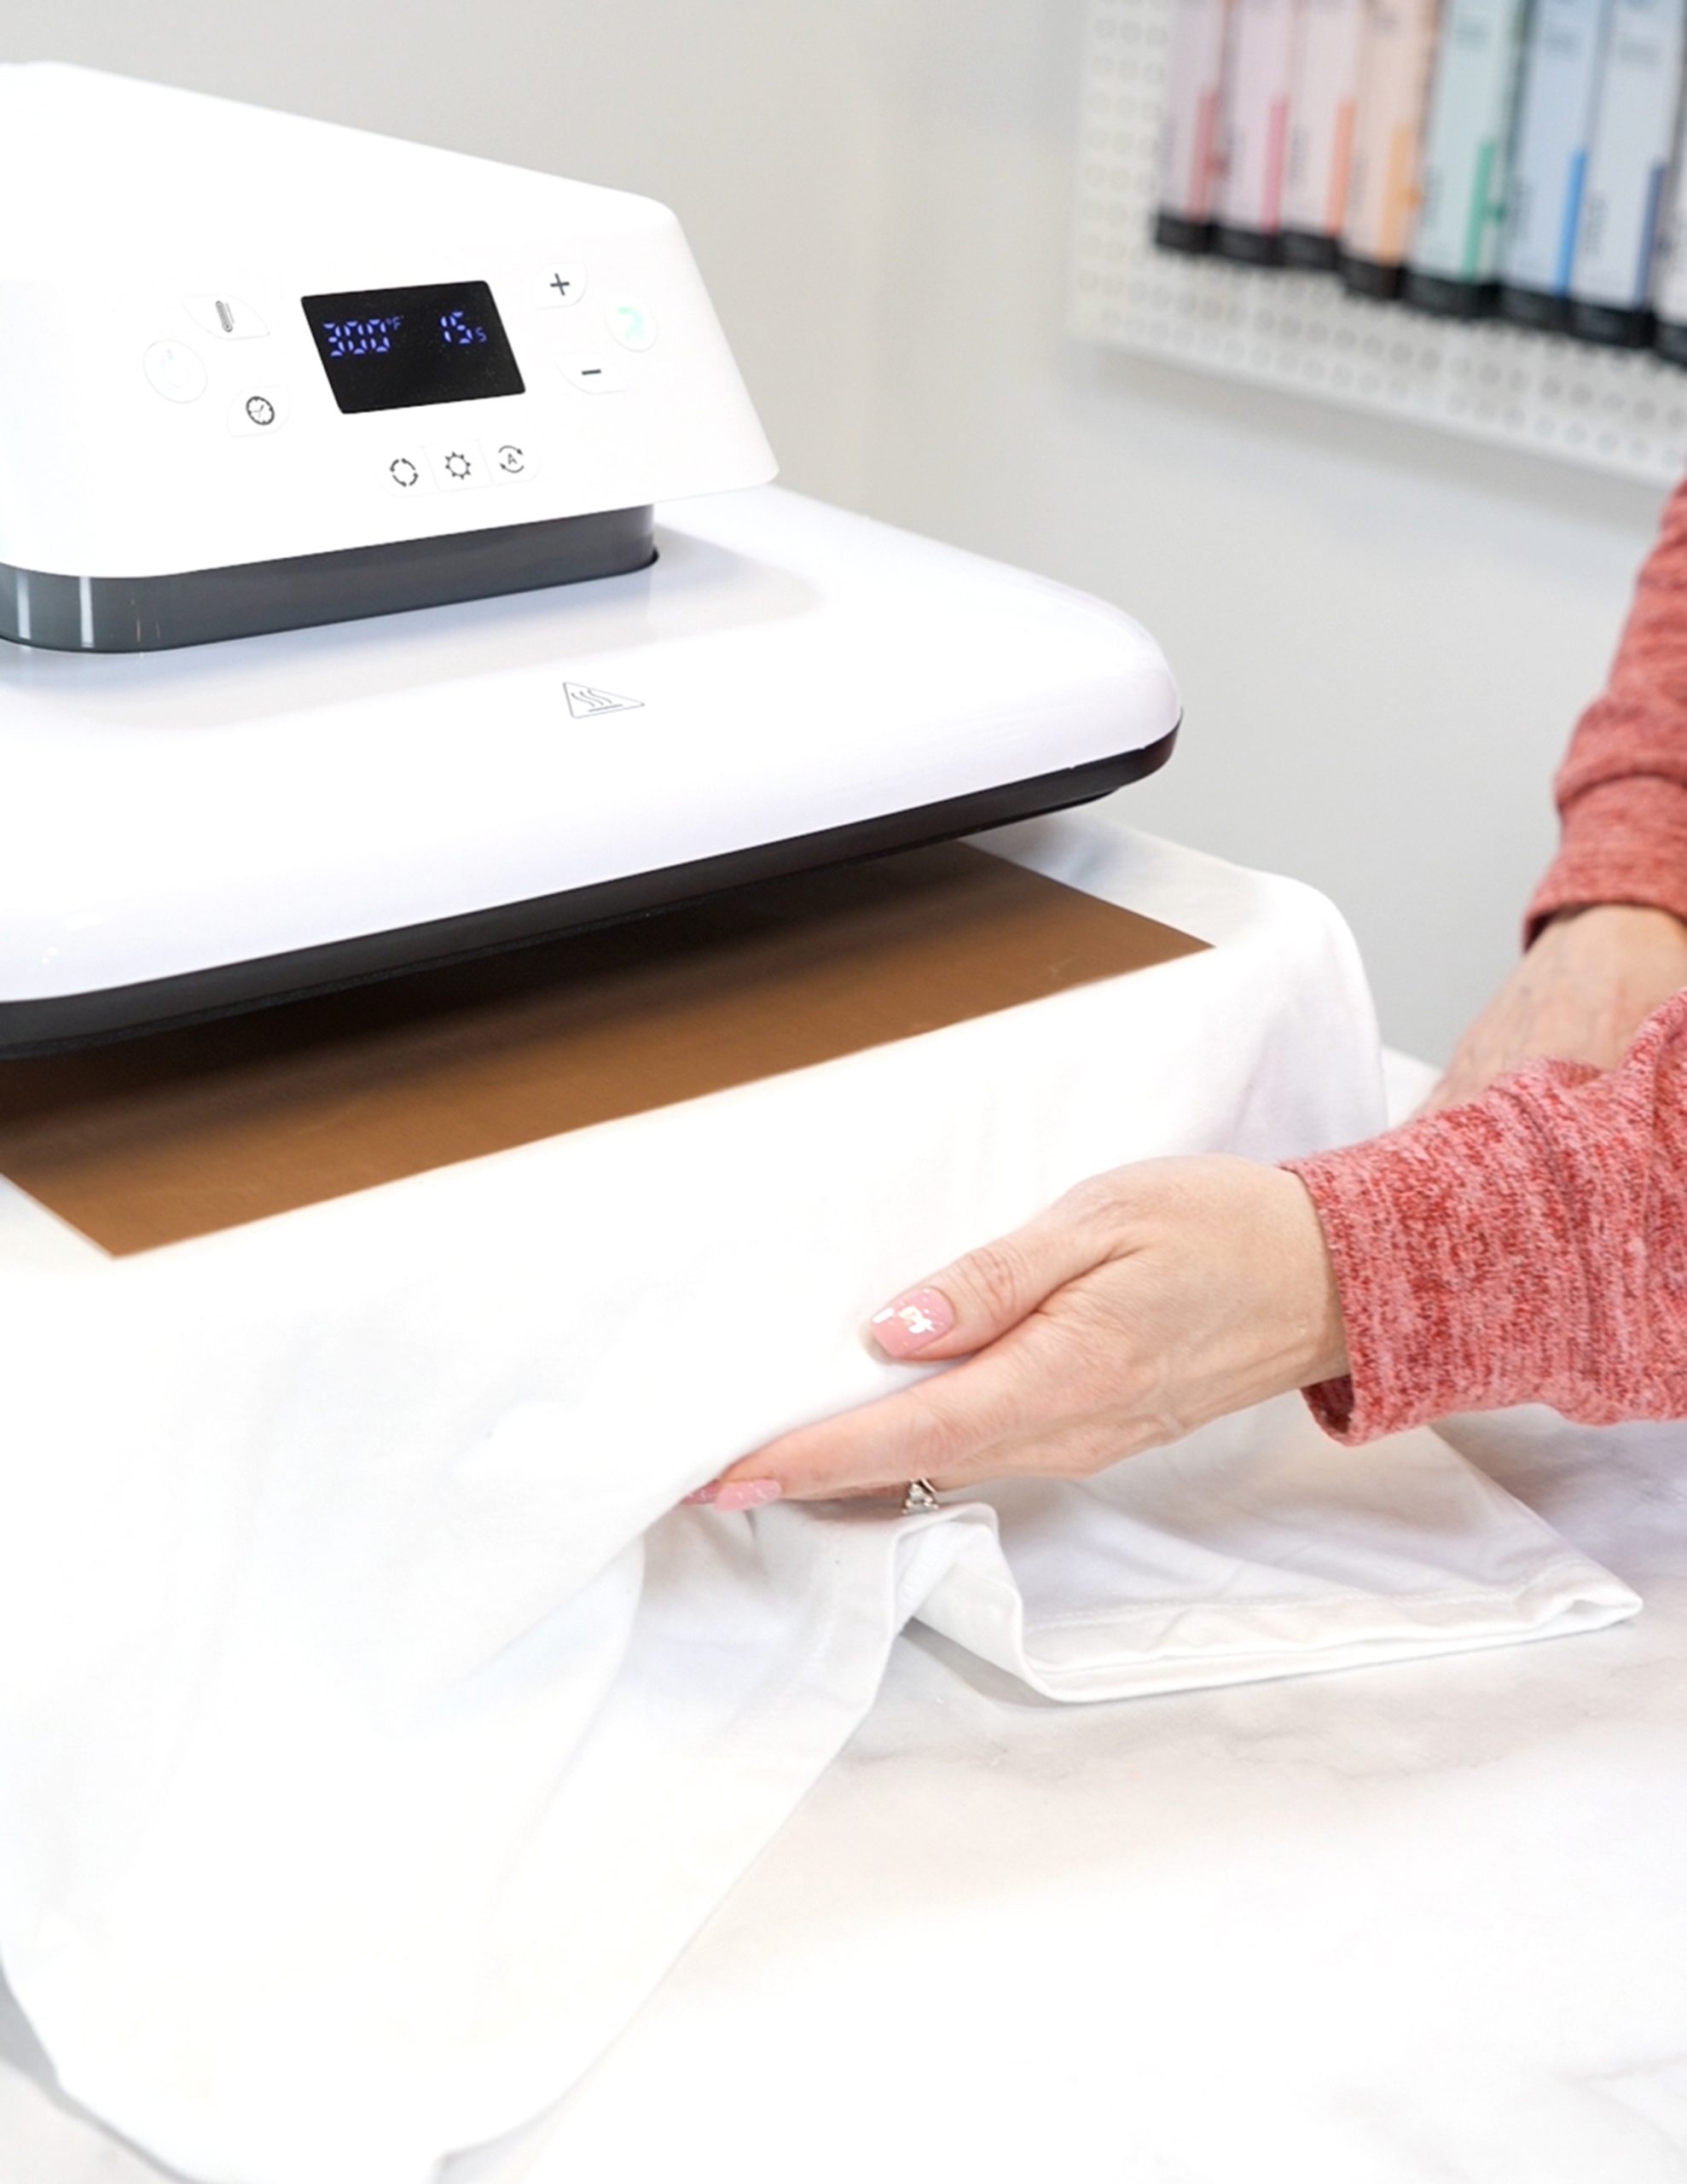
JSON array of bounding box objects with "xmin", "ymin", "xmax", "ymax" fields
[{"xmin": 565, "ymin": 681, "xmax": 644, "ymax": 720}]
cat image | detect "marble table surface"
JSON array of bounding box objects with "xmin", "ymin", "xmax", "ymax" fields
[
  {"xmin": 7, "ymin": 1062, "xmax": 1687, "ymax": 2183},
  {"xmin": 9, "ymin": 1423, "xmax": 1687, "ymax": 2184}
]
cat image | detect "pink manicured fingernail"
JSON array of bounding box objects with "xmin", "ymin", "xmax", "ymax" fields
[
  {"xmin": 710, "ymin": 1478, "xmax": 784, "ymax": 1513},
  {"xmin": 869, "ymin": 1287, "xmax": 954, "ymax": 1357},
  {"xmin": 682, "ymin": 1484, "xmax": 721, "ymax": 1505}
]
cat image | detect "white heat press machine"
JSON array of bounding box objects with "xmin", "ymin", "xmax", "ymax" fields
[{"xmin": 0, "ymin": 66, "xmax": 1180, "ymax": 1053}]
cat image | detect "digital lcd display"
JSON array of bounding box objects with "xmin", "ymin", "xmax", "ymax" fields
[{"xmin": 301, "ymin": 282, "xmax": 525, "ymax": 413}]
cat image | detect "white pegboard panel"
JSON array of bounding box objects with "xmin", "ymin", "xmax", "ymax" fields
[{"xmin": 1074, "ymin": 0, "xmax": 1687, "ymax": 486}]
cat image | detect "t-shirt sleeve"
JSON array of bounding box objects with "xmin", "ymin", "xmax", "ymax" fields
[
  {"xmin": 1284, "ymin": 990, "xmax": 1687, "ymax": 1442},
  {"xmin": 1528, "ymin": 474, "xmax": 1687, "ymax": 939}
]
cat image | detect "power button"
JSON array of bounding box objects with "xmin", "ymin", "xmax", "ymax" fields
[{"xmin": 142, "ymin": 340, "xmax": 207, "ymax": 403}]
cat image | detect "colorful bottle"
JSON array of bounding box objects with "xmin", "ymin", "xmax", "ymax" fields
[
  {"xmin": 1281, "ymin": 0, "xmax": 1370, "ymax": 267},
  {"xmin": 1568, "ymin": 0, "xmax": 1687, "ymax": 345},
  {"xmin": 1213, "ymin": 0, "xmax": 1304, "ymax": 260},
  {"xmin": 1498, "ymin": 0, "xmax": 1614, "ymax": 328},
  {"xmin": 1341, "ymin": 0, "xmax": 1444, "ymax": 297},
  {"xmin": 1403, "ymin": 0, "xmax": 1530, "ymax": 314},
  {"xmin": 1156, "ymin": 0, "xmax": 1238, "ymax": 251},
  {"xmin": 1649, "ymin": 77, "xmax": 1687, "ymax": 360}
]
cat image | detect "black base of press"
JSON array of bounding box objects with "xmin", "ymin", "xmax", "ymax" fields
[{"xmin": 0, "ymin": 507, "xmax": 658, "ymax": 653}]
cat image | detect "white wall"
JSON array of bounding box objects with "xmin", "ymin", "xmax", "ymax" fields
[
  {"xmin": 4, "ymin": 0, "xmax": 1670, "ymax": 1057},
  {"xmin": 847, "ymin": 1, "xmax": 1672, "ymax": 1058}
]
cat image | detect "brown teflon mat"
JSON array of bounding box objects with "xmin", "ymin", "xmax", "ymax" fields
[{"xmin": 0, "ymin": 844, "xmax": 1206, "ymax": 1256}]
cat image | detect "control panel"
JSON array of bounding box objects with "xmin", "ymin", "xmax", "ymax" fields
[
  {"xmin": 131, "ymin": 266, "xmax": 658, "ymax": 502},
  {"xmin": 0, "ymin": 65, "xmax": 776, "ymax": 584}
]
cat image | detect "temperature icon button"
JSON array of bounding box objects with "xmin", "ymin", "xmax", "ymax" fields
[{"xmin": 428, "ymin": 442, "xmax": 493, "ymax": 491}]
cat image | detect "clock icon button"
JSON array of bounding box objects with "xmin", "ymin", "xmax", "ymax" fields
[{"xmin": 227, "ymin": 385, "xmax": 290, "ymax": 436}]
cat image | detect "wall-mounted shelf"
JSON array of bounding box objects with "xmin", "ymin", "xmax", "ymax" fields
[{"xmin": 1074, "ymin": 0, "xmax": 1687, "ymax": 489}]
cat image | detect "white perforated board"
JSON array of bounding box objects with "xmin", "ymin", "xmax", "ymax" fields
[{"xmin": 1074, "ymin": 0, "xmax": 1687, "ymax": 487}]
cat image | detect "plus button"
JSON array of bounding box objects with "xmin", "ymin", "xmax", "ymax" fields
[{"xmin": 540, "ymin": 265, "xmax": 586, "ymax": 310}]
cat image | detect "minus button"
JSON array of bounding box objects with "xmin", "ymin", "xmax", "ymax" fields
[{"xmin": 556, "ymin": 353, "xmax": 629, "ymax": 394}]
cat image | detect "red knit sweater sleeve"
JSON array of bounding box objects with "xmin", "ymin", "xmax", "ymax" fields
[
  {"xmin": 1284, "ymin": 990, "xmax": 1687, "ymax": 1441},
  {"xmin": 1528, "ymin": 473, "xmax": 1687, "ymax": 938}
]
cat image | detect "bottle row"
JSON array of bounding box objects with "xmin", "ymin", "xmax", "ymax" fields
[{"xmin": 1155, "ymin": 0, "xmax": 1687, "ymax": 357}]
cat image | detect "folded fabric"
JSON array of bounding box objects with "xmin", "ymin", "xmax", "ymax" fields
[{"xmin": 0, "ymin": 817, "xmax": 1638, "ymax": 2184}]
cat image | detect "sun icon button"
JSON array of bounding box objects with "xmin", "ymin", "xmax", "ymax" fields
[{"xmin": 442, "ymin": 449, "xmax": 473, "ymax": 482}]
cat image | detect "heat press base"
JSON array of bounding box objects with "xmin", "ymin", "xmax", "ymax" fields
[{"xmin": 0, "ymin": 486, "xmax": 1180, "ymax": 1054}]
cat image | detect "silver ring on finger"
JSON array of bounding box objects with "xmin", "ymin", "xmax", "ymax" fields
[{"xmin": 901, "ymin": 1478, "xmax": 941, "ymax": 1513}]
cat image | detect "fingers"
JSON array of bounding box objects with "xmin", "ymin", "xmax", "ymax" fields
[
  {"xmin": 706, "ymin": 1350, "xmax": 1024, "ymax": 1504},
  {"xmin": 867, "ymin": 1190, "xmax": 1119, "ymax": 1363},
  {"xmin": 704, "ymin": 1313, "xmax": 1150, "ymax": 1504},
  {"xmin": 686, "ymin": 1178, "xmax": 1142, "ymax": 1510}
]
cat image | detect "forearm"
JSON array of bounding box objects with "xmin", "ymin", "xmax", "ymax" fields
[
  {"xmin": 1531, "ymin": 477, "xmax": 1687, "ymax": 938},
  {"xmin": 1285, "ymin": 990, "xmax": 1687, "ymax": 1440},
  {"xmin": 1528, "ymin": 777, "xmax": 1687, "ymax": 937}
]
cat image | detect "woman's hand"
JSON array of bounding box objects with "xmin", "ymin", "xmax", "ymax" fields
[
  {"xmin": 690, "ymin": 1156, "xmax": 1348, "ymax": 1508},
  {"xmin": 1423, "ymin": 903, "xmax": 1687, "ymax": 1115}
]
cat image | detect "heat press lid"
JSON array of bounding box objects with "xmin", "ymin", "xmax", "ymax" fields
[{"xmin": 0, "ymin": 63, "xmax": 671, "ymax": 282}]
